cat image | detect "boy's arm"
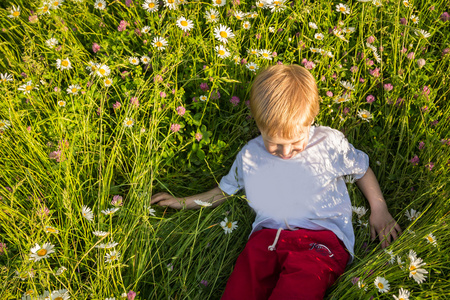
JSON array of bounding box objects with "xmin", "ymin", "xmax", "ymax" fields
[
  {"xmin": 355, "ymin": 167, "xmax": 402, "ymax": 248},
  {"xmin": 150, "ymin": 186, "xmax": 229, "ymax": 209}
]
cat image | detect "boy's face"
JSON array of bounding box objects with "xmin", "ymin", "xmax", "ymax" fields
[{"xmin": 261, "ymin": 126, "xmax": 310, "ymax": 160}]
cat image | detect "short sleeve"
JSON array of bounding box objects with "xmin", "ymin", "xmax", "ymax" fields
[
  {"xmin": 335, "ymin": 132, "xmax": 369, "ymax": 180},
  {"xmin": 219, "ymin": 151, "xmax": 244, "ymax": 196}
]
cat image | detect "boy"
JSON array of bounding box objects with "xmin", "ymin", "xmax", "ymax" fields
[{"xmin": 151, "ymin": 64, "xmax": 401, "ymax": 299}]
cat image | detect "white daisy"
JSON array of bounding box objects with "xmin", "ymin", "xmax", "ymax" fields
[
  {"xmin": 55, "ymin": 266, "xmax": 67, "ymax": 276},
  {"xmin": 30, "ymin": 243, "xmax": 55, "ymax": 262},
  {"xmin": 105, "ymin": 250, "xmax": 120, "ymax": 263},
  {"xmin": 45, "ymin": 226, "xmax": 59, "ymax": 234},
  {"xmin": 56, "ymin": 58, "xmax": 72, "ymax": 70},
  {"xmin": 50, "ymin": 0, "xmax": 63, "ymax": 10},
  {"xmin": 141, "ymin": 26, "xmax": 151, "ymax": 34},
  {"xmin": 372, "ymin": 0, "xmax": 382, "ymax": 7},
  {"xmin": 384, "ymin": 249, "xmax": 396, "ymax": 264},
  {"xmin": 256, "ymin": 0, "xmax": 267, "ymax": 9},
  {"xmin": 95, "ymin": 64, "xmax": 111, "ymax": 77},
  {"xmin": 153, "ymin": 36, "xmax": 168, "ymax": 51},
  {"xmin": 425, "ymin": 233, "xmax": 437, "ymax": 246},
  {"xmin": 310, "ymin": 47, "xmax": 321, "ymax": 54},
  {"xmin": 220, "ymin": 217, "xmax": 238, "ymax": 234},
  {"xmin": 248, "ymin": 11, "xmax": 258, "ymax": 18},
  {"xmin": 0, "ymin": 73, "xmax": 13, "ymax": 82},
  {"xmin": 124, "ymin": 117, "xmax": 134, "ymax": 128},
  {"xmin": 309, "ymin": 22, "xmax": 318, "ymax": 29},
  {"xmin": 103, "ymin": 77, "xmax": 113, "ymax": 87},
  {"xmin": 374, "ymin": 276, "xmax": 390, "ymax": 293},
  {"xmin": 67, "ymin": 84, "xmax": 81, "ymax": 95},
  {"xmin": 142, "ymin": 0, "xmax": 158, "ymax": 12},
  {"xmin": 409, "ymin": 256, "xmax": 428, "ymax": 284},
  {"xmin": 358, "ymin": 109, "xmax": 373, "ymax": 122},
  {"xmin": 373, "ymin": 50, "xmax": 382, "ymax": 63},
  {"xmin": 351, "ymin": 206, "xmax": 367, "ymax": 218},
  {"xmin": 49, "ymin": 289, "xmax": 69, "ymax": 300},
  {"xmin": 340, "ymin": 80, "xmax": 355, "ymax": 90},
  {"xmin": 129, "ymin": 56, "xmax": 139, "ymax": 65},
  {"xmin": 334, "ymin": 94, "xmax": 350, "ymax": 104},
  {"xmin": 18, "ymin": 80, "xmax": 39, "ymax": 94},
  {"xmin": 194, "ymin": 200, "xmax": 212, "ymax": 207},
  {"xmin": 232, "ymin": 55, "xmax": 241, "ymax": 65},
  {"xmin": 397, "ymin": 255, "xmax": 405, "ymax": 269},
  {"xmin": 38, "ymin": 2, "xmax": 51, "ymax": 15},
  {"xmin": 408, "ymin": 249, "xmax": 417, "ymax": 261},
  {"xmin": 215, "ymin": 45, "xmax": 230, "ymax": 58},
  {"xmin": 205, "ymin": 8, "xmax": 220, "ymax": 23},
  {"xmin": 247, "ymin": 48, "xmax": 260, "ymax": 56},
  {"xmin": 269, "ymin": 0, "xmax": 287, "ymax": 13},
  {"xmin": 176, "ymin": 16, "xmax": 194, "ymax": 32},
  {"xmin": 259, "ymin": 49, "xmax": 273, "ymax": 60},
  {"xmin": 334, "ymin": 29, "xmax": 349, "ymax": 43},
  {"xmin": 199, "ymin": 95, "xmax": 208, "ymax": 101},
  {"xmin": 93, "ymin": 231, "xmax": 109, "ymax": 237},
  {"xmin": 104, "ymin": 241, "xmax": 119, "ymax": 249},
  {"xmin": 214, "ymin": 24, "xmax": 235, "ymax": 44},
  {"xmin": 81, "ymin": 205, "xmax": 94, "ymax": 222},
  {"xmin": 0, "ymin": 120, "xmax": 11, "ymax": 131},
  {"xmin": 410, "ymin": 15, "xmax": 419, "ymax": 24},
  {"xmin": 212, "ymin": 0, "xmax": 226, "ymax": 7},
  {"xmin": 393, "ymin": 288, "xmax": 410, "ymax": 300},
  {"xmin": 335, "ymin": 3, "xmax": 350, "ymax": 14},
  {"xmin": 46, "ymin": 38, "xmax": 59, "ymax": 48},
  {"xmin": 102, "ymin": 207, "xmax": 119, "ymax": 215},
  {"xmin": 234, "ymin": 10, "xmax": 246, "ymax": 20},
  {"xmin": 148, "ymin": 207, "xmax": 156, "ymax": 216},
  {"xmin": 242, "ymin": 21, "xmax": 251, "ymax": 30},
  {"xmin": 415, "ymin": 29, "xmax": 431, "ymax": 39},
  {"xmin": 343, "ymin": 27, "xmax": 355, "ymax": 33},
  {"xmin": 8, "ymin": 5, "xmax": 21, "ymax": 18},
  {"xmin": 163, "ymin": 0, "xmax": 178, "ymax": 10},
  {"xmin": 246, "ymin": 62, "xmax": 259, "ymax": 72},
  {"xmin": 94, "ymin": 0, "xmax": 106, "ymax": 10},
  {"xmin": 314, "ymin": 33, "xmax": 324, "ymax": 40},
  {"xmin": 405, "ymin": 209, "xmax": 421, "ymax": 221},
  {"xmin": 357, "ymin": 279, "xmax": 367, "ymax": 291},
  {"xmin": 402, "ymin": 0, "xmax": 409, "ymax": 7},
  {"xmin": 140, "ymin": 55, "xmax": 150, "ymax": 64},
  {"xmin": 57, "ymin": 100, "xmax": 66, "ymax": 107},
  {"xmin": 268, "ymin": 26, "xmax": 275, "ymax": 33}
]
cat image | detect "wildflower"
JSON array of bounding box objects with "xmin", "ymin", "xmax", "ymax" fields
[
  {"xmin": 374, "ymin": 276, "xmax": 390, "ymax": 293},
  {"xmin": 127, "ymin": 291, "xmax": 137, "ymax": 300},
  {"xmin": 176, "ymin": 16, "xmax": 194, "ymax": 32},
  {"xmin": 113, "ymin": 102, "xmax": 122, "ymax": 110},
  {"xmin": 8, "ymin": 5, "xmax": 21, "ymax": 18},
  {"xmin": 200, "ymin": 280, "xmax": 208, "ymax": 287},
  {"xmin": 233, "ymin": 10, "xmax": 246, "ymax": 20},
  {"xmin": 129, "ymin": 57, "xmax": 139, "ymax": 65},
  {"xmin": 248, "ymin": 48, "xmax": 260, "ymax": 56},
  {"xmin": 314, "ymin": 33, "xmax": 324, "ymax": 40},
  {"xmin": 111, "ymin": 195, "xmax": 123, "ymax": 206},
  {"xmin": 242, "ymin": 21, "xmax": 251, "ymax": 29},
  {"xmin": 340, "ymin": 80, "xmax": 355, "ymax": 91},
  {"xmin": 384, "ymin": 83, "xmax": 393, "ymax": 91},
  {"xmin": 409, "ymin": 155, "xmax": 419, "ymax": 166},
  {"xmin": 49, "ymin": 289, "xmax": 69, "ymax": 300},
  {"xmin": 142, "ymin": 0, "xmax": 158, "ymax": 12},
  {"xmin": 405, "ymin": 208, "xmax": 420, "ymax": 221},
  {"xmin": 426, "ymin": 162, "xmax": 434, "ymax": 171},
  {"xmin": 199, "ymin": 95, "xmax": 207, "ymax": 101},
  {"xmin": 409, "ymin": 256, "xmax": 428, "ymax": 284},
  {"xmin": 402, "ymin": 0, "xmax": 409, "ymax": 7},
  {"xmin": 352, "ymin": 206, "xmax": 368, "ymax": 219},
  {"xmin": 212, "ymin": 0, "xmax": 226, "ymax": 7},
  {"xmin": 384, "ymin": 249, "xmax": 396, "ymax": 264},
  {"xmin": 214, "ymin": 25, "xmax": 234, "ymax": 44},
  {"xmin": 230, "ymin": 96, "xmax": 240, "ymax": 106},
  {"xmin": 0, "ymin": 73, "xmax": 13, "ymax": 83},
  {"xmin": 334, "ymin": 30, "xmax": 349, "ymax": 43},
  {"xmin": 441, "ymin": 12, "xmax": 450, "ymax": 22},
  {"xmin": 372, "ymin": 0, "xmax": 382, "ymax": 7},
  {"xmin": 415, "ymin": 29, "xmax": 431, "ymax": 39},
  {"xmin": 66, "ymin": 84, "xmax": 81, "ymax": 95},
  {"xmin": 393, "ymin": 288, "xmax": 410, "ymax": 300},
  {"xmin": 141, "ymin": 26, "xmax": 150, "ymax": 34},
  {"xmin": 122, "ymin": 117, "xmax": 134, "ymax": 128},
  {"xmin": 176, "ymin": 106, "xmax": 186, "ymax": 116},
  {"xmin": 357, "ymin": 109, "xmax": 372, "ymax": 122},
  {"xmin": 417, "ymin": 58, "xmax": 426, "ymax": 69},
  {"xmin": 96, "ymin": 241, "xmax": 119, "ymax": 249},
  {"xmin": 334, "ymin": 94, "xmax": 350, "ymax": 104},
  {"xmin": 117, "ymin": 20, "xmax": 128, "ymax": 32},
  {"xmin": 94, "ymin": 0, "xmax": 107, "ymax": 9},
  {"xmin": 103, "ymin": 78, "xmax": 113, "ymax": 87},
  {"xmin": 215, "ymin": 45, "xmax": 230, "ymax": 58},
  {"xmin": 246, "ymin": 62, "xmax": 259, "ymax": 72},
  {"xmin": 309, "ymin": 22, "xmax": 318, "ymax": 29},
  {"xmin": 45, "ymin": 226, "xmax": 59, "ymax": 234},
  {"xmin": 343, "ymin": 27, "xmax": 355, "ymax": 33},
  {"xmin": 195, "ymin": 133, "xmax": 203, "ymax": 141},
  {"xmin": 268, "ymin": 0, "xmax": 286, "ymax": 12},
  {"xmin": 369, "ymin": 67, "xmax": 380, "ymax": 77},
  {"xmin": 200, "ymin": 83, "xmax": 209, "ymax": 91},
  {"xmin": 30, "ymin": 242, "xmax": 55, "ymax": 262},
  {"xmin": 170, "ymin": 123, "xmax": 181, "ymax": 133},
  {"xmin": 0, "ymin": 242, "xmax": 8, "ymax": 255},
  {"xmin": 0, "ymin": 120, "xmax": 11, "ymax": 131},
  {"xmin": 18, "ymin": 80, "xmax": 39, "ymax": 94},
  {"xmin": 366, "ymin": 95, "xmax": 375, "ymax": 103},
  {"xmin": 194, "ymin": 200, "xmax": 212, "ymax": 207},
  {"xmin": 105, "ymin": 250, "xmax": 121, "ymax": 263},
  {"xmin": 45, "ymin": 38, "xmax": 59, "ymax": 49},
  {"xmin": 55, "ymin": 266, "xmax": 67, "ymax": 276},
  {"xmin": 335, "ymin": 3, "xmax": 350, "ymax": 14},
  {"xmin": 425, "ymin": 233, "xmax": 437, "ymax": 246},
  {"xmin": 259, "ymin": 49, "xmax": 273, "ymax": 60},
  {"xmin": 326, "ymin": 91, "xmax": 333, "ymax": 97},
  {"xmin": 410, "ymin": 15, "xmax": 419, "ymax": 24},
  {"xmin": 205, "ymin": 8, "xmax": 219, "ymax": 23},
  {"xmin": 268, "ymin": 26, "xmax": 275, "ymax": 33},
  {"xmin": 167, "ymin": 263, "xmax": 174, "ymax": 271},
  {"xmin": 220, "ymin": 217, "xmax": 238, "ymax": 234},
  {"xmin": 160, "ymin": 91, "xmax": 166, "ymax": 98},
  {"xmin": 148, "ymin": 207, "xmax": 156, "ymax": 216},
  {"xmin": 357, "ymin": 279, "xmax": 368, "ymax": 291},
  {"xmin": 153, "ymin": 36, "xmax": 168, "ymax": 51}
]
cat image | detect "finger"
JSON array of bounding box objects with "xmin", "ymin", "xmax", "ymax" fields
[
  {"xmin": 151, "ymin": 193, "xmax": 169, "ymax": 204},
  {"xmin": 394, "ymin": 223, "xmax": 402, "ymax": 235},
  {"xmin": 370, "ymin": 225, "xmax": 376, "ymax": 241},
  {"xmin": 389, "ymin": 228, "xmax": 398, "ymax": 241}
]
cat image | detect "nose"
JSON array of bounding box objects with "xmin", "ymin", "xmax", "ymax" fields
[{"xmin": 280, "ymin": 145, "xmax": 292, "ymax": 157}]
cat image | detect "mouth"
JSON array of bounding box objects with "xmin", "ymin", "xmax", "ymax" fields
[{"xmin": 279, "ymin": 155, "xmax": 293, "ymax": 160}]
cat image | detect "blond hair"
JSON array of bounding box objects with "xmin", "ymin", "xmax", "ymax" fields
[{"xmin": 250, "ymin": 64, "xmax": 320, "ymax": 138}]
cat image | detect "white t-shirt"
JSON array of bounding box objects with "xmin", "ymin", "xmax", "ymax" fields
[{"xmin": 219, "ymin": 126, "xmax": 369, "ymax": 259}]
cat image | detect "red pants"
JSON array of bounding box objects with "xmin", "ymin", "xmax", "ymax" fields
[{"xmin": 221, "ymin": 228, "xmax": 349, "ymax": 300}]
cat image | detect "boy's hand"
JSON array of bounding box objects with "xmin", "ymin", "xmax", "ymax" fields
[
  {"xmin": 151, "ymin": 192, "xmax": 186, "ymax": 209},
  {"xmin": 369, "ymin": 208, "xmax": 402, "ymax": 249}
]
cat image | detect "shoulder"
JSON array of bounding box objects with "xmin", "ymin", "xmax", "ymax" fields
[
  {"xmin": 312, "ymin": 126, "xmax": 346, "ymax": 143},
  {"xmin": 235, "ymin": 135, "xmax": 265, "ymax": 158}
]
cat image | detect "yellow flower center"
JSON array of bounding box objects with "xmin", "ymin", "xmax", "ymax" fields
[
  {"xmin": 43, "ymin": 6, "xmax": 49, "ymax": 11},
  {"xmin": 53, "ymin": 1, "xmax": 59, "ymax": 6},
  {"xmin": 47, "ymin": 227, "xmax": 58, "ymax": 233},
  {"xmin": 216, "ymin": 0, "xmax": 222, "ymax": 4},
  {"xmin": 110, "ymin": 255, "xmax": 117, "ymax": 260},
  {"xmin": 54, "ymin": 297, "xmax": 63, "ymax": 300},
  {"xmin": 156, "ymin": 41, "xmax": 163, "ymax": 47},
  {"xmin": 105, "ymin": 79, "xmax": 111, "ymax": 85},
  {"xmin": 0, "ymin": 122, "xmax": 4, "ymax": 127},
  {"xmin": 132, "ymin": 59, "xmax": 137, "ymax": 63},
  {"xmin": 71, "ymin": 88, "xmax": 77, "ymax": 93},
  {"xmin": 25, "ymin": 290, "xmax": 34, "ymax": 295},
  {"xmin": 362, "ymin": 114, "xmax": 368, "ymax": 118},
  {"xmin": 378, "ymin": 282, "xmax": 384, "ymax": 289},
  {"xmin": 427, "ymin": 236, "xmax": 433, "ymax": 242},
  {"xmin": 263, "ymin": 53, "xmax": 269, "ymax": 57},
  {"xmin": 61, "ymin": 60, "xmax": 69, "ymax": 67},
  {"xmin": 338, "ymin": 98, "xmax": 345, "ymax": 102},
  {"xmin": 220, "ymin": 31, "xmax": 228, "ymax": 38},
  {"xmin": 218, "ymin": 50, "xmax": 225, "ymax": 55},
  {"xmin": 149, "ymin": 3, "xmax": 155, "ymax": 8},
  {"xmin": 274, "ymin": 1, "xmax": 281, "ymax": 4},
  {"xmin": 26, "ymin": 85, "xmax": 33, "ymax": 91},
  {"xmin": 410, "ymin": 265, "xmax": 416, "ymax": 271},
  {"xmin": 98, "ymin": 3, "xmax": 103, "ymax": 7},
  {"xmin": 168, "ymin": 0, "xmax": 174, "ymax": 3},
  {"xmin": 13, "ymin": 11, "xmax": 20, "ymax": 17},
  {"xmin": 126, "ymin": 120, "xmax": 133, "ymax": 126},
  {"xmin": 211, "ymin": 15, "xmax": 216, "ymax": 19},
  {"xmin": 181, "ymin": 20, "xmax": 188, "ymax": 27},
  {"xmin": 37, "ymin": 249, "xmax": 47, "ymax": 256},
  {"xmin": 257, "ymin": 3, "xmax": 263, "ymax": 7},
  {"xmin": 59, "ymin": 101, "xmax": 65, "ymax": 106},
  {"xmin": 99, "ymin": 69, "xmax": 105, "ymax": 75},
  {"xmin": 227, "ymin": 222, "xmax": 232, "ymax": 228},
  {"xmin": 340, "ymin": 7, "xmax": 346, "ymax": 12},
  {"xmin": 249, "ymin": 66, "xmax": 255, "ymax": 70},
  {"xmin": 236, "ymin": 15, "xmax": 241, "ymax": 20}
]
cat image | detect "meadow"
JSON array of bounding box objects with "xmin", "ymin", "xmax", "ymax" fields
[{"xmin": 0, "ymin": 0, "xmax": 449, "ymax": 299}]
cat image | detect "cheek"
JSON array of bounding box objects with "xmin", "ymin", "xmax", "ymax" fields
[{"xmin": 265, "ymin": 144, "xmax": 278, "ymax": 153}]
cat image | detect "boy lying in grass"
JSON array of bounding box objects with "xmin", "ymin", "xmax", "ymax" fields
[{"xmin": 151, "ymin": 64, "xmax": 402, "ymax": 299}]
